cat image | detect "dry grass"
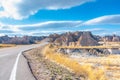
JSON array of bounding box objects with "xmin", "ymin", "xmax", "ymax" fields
[
  {"xmin": 0, "ymin": 44, "xmax": 16, "ymax": 48},
  {"xmin": 72, "ymin": 54, "xmax": 120, "ymax": 80},
  {"xmin": 42, "ymin": 44, "xmax": 107, "ymax": 80},
  {"xmin": 24, "ymin": 48, "xmax": 78, "ymax": 80},
  {"xmin": 59, "ymin": 45, "xmax": 120, "ymax": 49}
]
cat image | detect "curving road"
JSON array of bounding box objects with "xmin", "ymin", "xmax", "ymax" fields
[{"xmin": 0, "ymin": 43, "xmax": 46, "ymax": 80}]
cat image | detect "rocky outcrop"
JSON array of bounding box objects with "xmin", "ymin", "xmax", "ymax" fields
[
  {"xmin": 57, "ymin": 48, "xmax": 110, "ymax": 56},
  {"xmin": 54, "ymin": 32, "xmax": 76, "ymax": 46},
  {"xmin": 0, "ymin": 35, "xmax": 46, "ymax": 44},
  {"xmin": 77, "ymin": 32, "xmax": 98, "ymax": 46},
  {"xmin": 49, "ymin": 31, "xmax": 99, "ymax": 46},
  {"xmin": 102, "ymin": 35, "xmax": 120, "ymax": 42},
  {"xmin": 48, "ymin": 33, "xmax": 60, "ymax": 42},
  {"xmin": 87, "ymin": 49, "xmax": 110, "ymax": 56},
  {"xmin": 112, "ymin": 36, "xmax": 120, "ymax": 42}
]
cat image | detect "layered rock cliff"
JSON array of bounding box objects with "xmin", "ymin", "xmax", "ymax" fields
[{"xmin": 49, "ymin": 31, "xmax": 99, "ymax": 46}]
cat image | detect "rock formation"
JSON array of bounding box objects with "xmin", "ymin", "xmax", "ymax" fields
[
  {"xmin": 77, "ymin": 32, "xmax": 98, "ymax": 46},
  {"xmin": 49, "ymin": 31, "xmax": 99, "ymax": 46},
  {"xmin": 102, "ymin": 35, "xmax": 120, "ymax": 42}
]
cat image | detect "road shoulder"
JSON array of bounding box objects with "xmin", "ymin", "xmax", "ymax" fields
[{"xmin": 23, "ymin": 47, "xmax": 79, "ymax": 80}]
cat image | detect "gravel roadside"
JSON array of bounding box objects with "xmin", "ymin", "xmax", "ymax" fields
[{"xmin": 23, "ymin": 47, "xmax": 81, "ymax": 80}]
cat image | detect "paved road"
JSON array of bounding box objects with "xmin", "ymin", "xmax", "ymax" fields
[{"xmin": 0, "ymin": 43, "xmax": 47, "ymax": 80}]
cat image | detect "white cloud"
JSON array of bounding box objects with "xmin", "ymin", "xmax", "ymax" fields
[
  {"xmin": 0, "ymin": 33, "xmax": 5, "ymax": 36},
  {"xmin": 15, "ymin": 21, "xmax": 82, "ymax": 27},
  {"xmin": 83, "ymin": 28, "xmax": 105, "ymax": 32},
  {"xmin": 0, "ymin": 21, "xmax": 82, "ymax": 36},
  {"xmin": 83, "ymin": 14, "xmax": 120, "ymax": 25},
  {"xmin": 0, "ymin": 0, "xmax": 94, "ymax": 20},
  {"xmin": 28, "ymin": 30, "xmax": 75, "ymax": 36}
]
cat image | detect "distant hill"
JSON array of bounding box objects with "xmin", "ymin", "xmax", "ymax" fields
[
  {"xmin": 102, "ymin": 35, "xmax": 120, "ymax": 42},
  {"xmin": 0, "ymin": 35, "xmax": 46, "ymax": 44},
  {"xmin": 1, "ymin": 31, "xmax": 120, "ymax": 45}
]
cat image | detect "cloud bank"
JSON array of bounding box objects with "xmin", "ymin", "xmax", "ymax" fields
[
  {"xmin": 84, "ymin": 14, "xmax": 120, "ymax": 25},
  {"xmin": 0, "ymin": 21, "xmax": 81, "ymax": 36},
  {"xmin": 0, "ymin": 14, "xmax": 120, "ymax": 36},
  {"xmin": 0, "ymin": 0, "xmax": 93, "ymax": 20}
]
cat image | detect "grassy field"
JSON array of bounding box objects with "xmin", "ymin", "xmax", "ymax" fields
[
  {"xmin": 72, "ymin": 55, "xmax": 120, "ymax": 80},
  {"xmin": 0, "ymin": 44, "xmax": 16, "ymax": 48},
  {"xmin": 59, "ymin": 45, "xmax": 120, "ymax": 49},
  {"xmin": 42, "ymin": 44, "xmax": 108, "ymax": 80}
]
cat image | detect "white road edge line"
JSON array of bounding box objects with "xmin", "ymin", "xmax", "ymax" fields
[
  {"xmin": 9, "ymin": 43, "xmax": 47, "ymax": 80},
  {"xmin": 9, "ymin": 51, "xmax": 22, "ymax": 80}
]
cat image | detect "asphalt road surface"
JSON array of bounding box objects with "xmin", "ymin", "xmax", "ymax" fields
[{"xmin": 0, "ymin": 43, "xmax": 47, "ymax": 80}]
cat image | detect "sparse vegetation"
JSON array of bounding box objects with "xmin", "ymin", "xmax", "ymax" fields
[
  {"xmin": 70, "ymin": 52, "xmax": 120, "ymax": 80},
  {"xmin": 42, "ymin": 44, "xmax": 107, "ymax": 80},
  {"xmin": 24, "ymin": 47, "xmax": 79, "ymax": 80},
  {"xmin": 24, "ymin": 43, "xmax": 120, "ymax": 80},
  {"xmin": 0, "ymin": 44, "xmax": 15, "ymax": 48}
]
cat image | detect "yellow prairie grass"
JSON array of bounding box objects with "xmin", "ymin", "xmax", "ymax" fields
[
  {"xmin": 42, "ymin": 45, "xmax": 107, "ymax": 80},
  {"xmin": 0, "ymin": 44, "xmax": 15, "ymax": 48}
]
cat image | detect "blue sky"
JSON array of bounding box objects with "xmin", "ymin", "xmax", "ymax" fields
[{"xmin": 0, "ymin": 0, "xmax": 120, "ymax": 36}]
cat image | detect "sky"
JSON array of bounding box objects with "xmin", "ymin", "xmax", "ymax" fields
[{"xmin": 0, "ymin": 0, "xmax": 120, "ymax": 36}]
